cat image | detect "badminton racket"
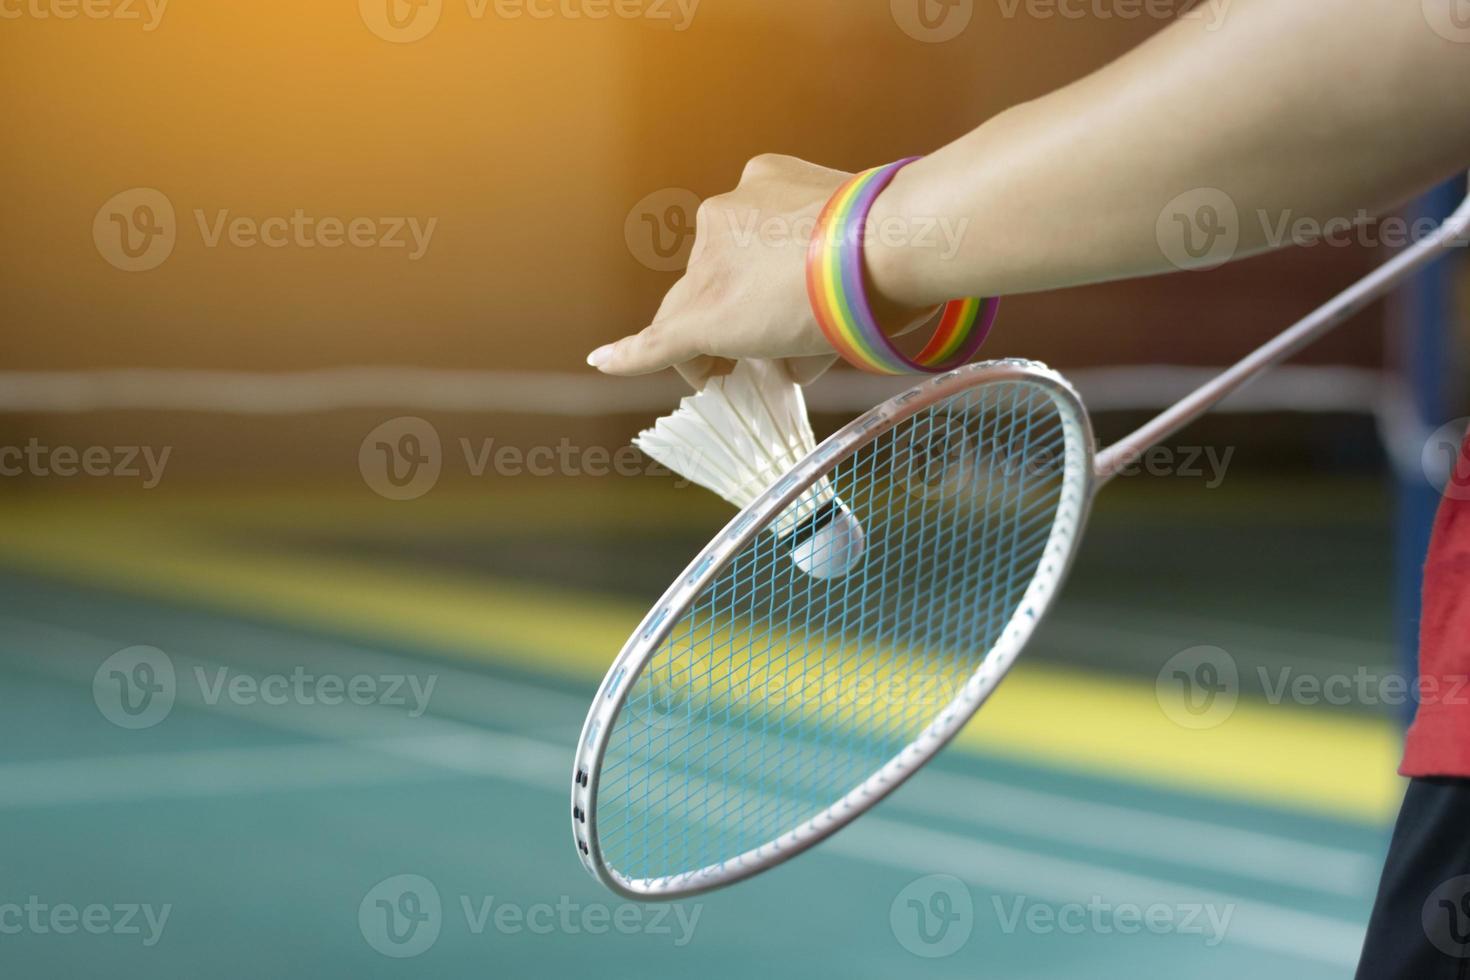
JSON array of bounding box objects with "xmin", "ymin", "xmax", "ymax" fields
[{"xmin": 572, "ymin": 179, "xmax": 1470, "ymax": 899}]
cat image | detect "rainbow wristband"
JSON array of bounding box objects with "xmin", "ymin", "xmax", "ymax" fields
[{"xmin": 806, "ymin": 158, "xmax": 999, "ymax": 375}]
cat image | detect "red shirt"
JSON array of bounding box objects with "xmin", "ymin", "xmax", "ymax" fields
[{"xmin": 1401, "ymin": 432, "xmax": 1470, "ymax": 777}]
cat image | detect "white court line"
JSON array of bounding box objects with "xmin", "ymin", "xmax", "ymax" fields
[
  {"xmin": 0, "ymin": 610, "xmax": 1377, "ymax": 894},
  {"xmin": 900, "ymin": 771, "xmax": 1374, "ymax": 897},
  {"xmin": 0, "ymin": 733, "xmax": 559, "ymax": 812},
  {"xmin": 0, "ymin": 365, "xmax": 1385, "ymax": 416},
  {"xmin": 0, "ymin": 740, "xmax": 462, "ymax": 809}
]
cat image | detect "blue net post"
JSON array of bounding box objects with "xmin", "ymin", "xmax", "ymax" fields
[{"xmin": 1392, "ymin": 180, "xmax": 1465, "ymax": 726}]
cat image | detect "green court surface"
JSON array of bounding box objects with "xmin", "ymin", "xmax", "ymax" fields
[{"xmin": 0, "ymin": 481, "xmax": 1403, "ymax": 977}]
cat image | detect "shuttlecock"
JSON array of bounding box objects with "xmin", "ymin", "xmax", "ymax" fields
[{"xmin": 634, "ymin": 359, "xmax": 865, "ymax": 579}]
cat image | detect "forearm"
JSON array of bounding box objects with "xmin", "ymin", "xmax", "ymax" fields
[{"xmin": 871, "ymin": 0, "xmax": 1470, "ymax": 307}]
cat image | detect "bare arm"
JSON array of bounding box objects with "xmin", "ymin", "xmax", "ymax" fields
[
  {"xmin": 590, "ymin": 0, "xmax": 1470, "ymax": 381},
  {"xmin": 873, "ymin": 0, "xmax": 1470, "ymax": 304}
]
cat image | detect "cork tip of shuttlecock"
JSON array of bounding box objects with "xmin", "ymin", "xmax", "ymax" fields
[{"xmin": 789, "ymin": 509, "xmax": 866, "ymax": 579}]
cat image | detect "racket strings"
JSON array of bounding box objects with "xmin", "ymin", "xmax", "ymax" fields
[
  {"xmin": 633, "ymin": 411, "xmax": 1035, "ymax": 867},
  {"xmin": 596, "ymin": 381, "xmax": 1069, "ymax": 885}
]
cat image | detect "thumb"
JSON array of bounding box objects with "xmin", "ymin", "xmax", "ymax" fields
[{"xmin": 587, "ymin": 318, "xmax": 704, "ymax": 377}]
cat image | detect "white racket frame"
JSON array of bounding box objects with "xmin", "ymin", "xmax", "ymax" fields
[
  {"xmin": 573, "ymin": 177, "xmax": 1470, "ymax": 900},
  {"xmin": 572, "ymin": 360, "xmax": 1097, "ymax": 899}
]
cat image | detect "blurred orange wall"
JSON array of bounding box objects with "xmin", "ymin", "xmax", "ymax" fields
[{"xmin": 6, "ymin": 0, "xmax": 1387, "ymax": 379}]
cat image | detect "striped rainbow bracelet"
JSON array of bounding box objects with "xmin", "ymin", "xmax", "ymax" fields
[{"xmin": 806, "ymin": 157, "xmax": 999, "ymax": 375}]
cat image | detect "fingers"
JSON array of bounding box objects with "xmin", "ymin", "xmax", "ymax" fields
[
  {"xmin": 587, "ymin": 317, "xmax": 705, "ymax": 377},
  {"xmin": 784, "ymin": 354, "xmax": 839, "ymax": 386},
  {"xmin": 739, "ymin": 153, "xmax": 795, "ymax": 184},
  {"xmin": 675, "ymin": 356, "xmax": 736, "ymax": 390}
]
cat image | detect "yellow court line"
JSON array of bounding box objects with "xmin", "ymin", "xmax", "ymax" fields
[{"xmin": 0, "ymin": 501, "xmax": 1403, "ymax": 824}]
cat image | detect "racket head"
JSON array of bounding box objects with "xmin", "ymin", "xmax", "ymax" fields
[{"xmin": 571, "ymin": 359, "xmax": 1096, "ymax": 899}]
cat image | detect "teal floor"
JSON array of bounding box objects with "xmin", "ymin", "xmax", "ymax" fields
[{"xmin": 0, "ymin": 570, "xmax": 1389, "ymax": 978}]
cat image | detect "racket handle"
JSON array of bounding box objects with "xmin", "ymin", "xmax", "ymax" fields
[{"xmin": 1095, "ymin": 174, "xmax": 1470, "ymax": 486}]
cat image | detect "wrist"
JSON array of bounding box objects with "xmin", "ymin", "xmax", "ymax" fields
[
  {"xmin": 807, "ymin": 158, "xmax": 998, "ymax": 375},
  {"xmin": 862, "ymin": 160, "xmax": 949, "ymax": 327}
]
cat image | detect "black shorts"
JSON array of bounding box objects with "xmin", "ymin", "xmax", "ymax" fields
[{"xmin": 1357, "ymin": 777, "xmax": 1470, "ymax": 978}]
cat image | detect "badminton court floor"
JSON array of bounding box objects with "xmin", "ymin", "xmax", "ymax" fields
[{"xmin": 0, "ymin": 483, "xmax": 1402, "ymax": 978}]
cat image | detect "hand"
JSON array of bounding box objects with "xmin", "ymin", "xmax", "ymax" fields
[{"xmin": 587, "ymin": 154, "xmax": 928, "ymax": 389}]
